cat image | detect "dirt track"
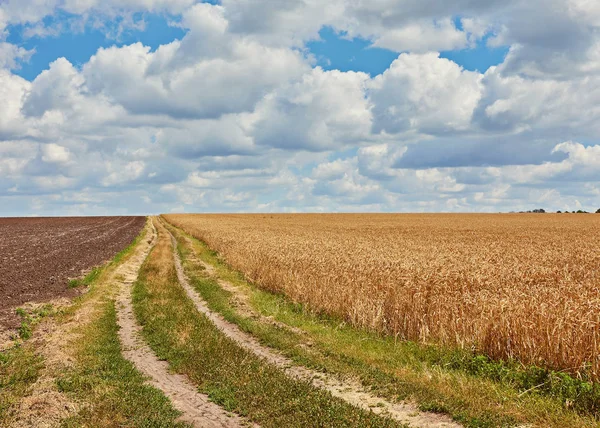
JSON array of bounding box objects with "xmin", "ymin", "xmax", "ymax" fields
[
  {"xmin": 0, "ymin": 216, "xmax": 145, "ymax": 329},
  {"xmin": 116, "ymin": 218, "xmax": 248, "ymax": 427}
]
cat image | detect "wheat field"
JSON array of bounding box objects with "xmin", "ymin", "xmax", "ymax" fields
[{"xmin": 164, "ymin": 213, "xmax": 600, "ymax": 379}]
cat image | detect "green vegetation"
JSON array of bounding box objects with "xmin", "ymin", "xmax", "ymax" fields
[
  {"xmin": 57, "ymin": 220, "xmax": 186, "ymax": 427},
  {"xmin": 15, "ymin": 304, "xmax": 56, "ymax": 340},
  {"xmin": 164, "ymin": 219, "xmax": 600, "ymax": 428},
  {"xmin": 58, "ymin": 301, "xmax": 186, "ymax": 428},
  {"xmin": 133, "ymin": 222, "xmax": 399, "ymax": 427},
  {"xmin": 68, "ymin": 267, "xmax": 102, "ymax": 289}
]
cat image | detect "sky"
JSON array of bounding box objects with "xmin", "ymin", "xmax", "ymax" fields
[{"xmin": 1, "ymin": 0, "xmax": 600, "ymax": 215}]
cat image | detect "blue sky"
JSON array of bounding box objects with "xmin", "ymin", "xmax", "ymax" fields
[
  {"xmin": 7, "ymin": 12, "xmax": 187, "ymax": 81},
  {"xmin": 8, "ymin": 16, "xmax": 509, "ymax": 82},
  {"xmin": 1, "ymin": 0, "xmax": 599, "ymax": 215},
  {"xmin": 308, "ymin": 26, "xmax": 509, "ymax": 77}
]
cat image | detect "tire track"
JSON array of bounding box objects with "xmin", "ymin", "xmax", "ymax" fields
[
  {"xmin": 161, "ymin": 218, "xmax": 461, "ymax": 428},
  {"xmin": 115, "ymin": 218, "xmax": 249, "ymax": 428}
]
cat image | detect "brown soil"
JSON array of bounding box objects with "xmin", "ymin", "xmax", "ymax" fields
[
  {"xmin": 0, "ymin": 216, "xmax": 145, "ymax": 330},
  {"xmin": 162, "ymin": 219, "xmax": 460, "ymax": 428}
]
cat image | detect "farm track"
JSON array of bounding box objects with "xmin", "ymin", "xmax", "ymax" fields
[
  {"xmin": 161, "ymin": 217, "xmax": 460, "ymax": 428},
  {"xmin": 115, "ymin": 218, "xmax": 249, "ymax": 427}
]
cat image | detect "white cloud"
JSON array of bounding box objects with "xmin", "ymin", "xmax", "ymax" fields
[
  {"xmin": 102, "ymin": 161, "xmax": 145, "ymax": 186},
  {"xmin": 82, "ymin": 7, "xmax": 310, "ymax": 119},
  {"xmin": 0, "ymin": 42, "xmax": 34, "ymax": 70},
  {"xmin": 475, "ymin": 63, "xmax": 600, "ymax": 136},
  {"xmin": 251, "ymin": 67, "xmax": 372, "ymax": 150},
  {"xmin": 0, "ymin": 70, "xmax": 30, "ymax": 138},
  {"xmin": 0, "ymin": 0, "xmax": 195, "ymax": 28},
  {"xmin": 369, "ymin": 53, "xmax": 483, "ymax": 134},
  {"xmin": 369, "ymin": 19, "xmax": 468, "ymax": 53},
  {"xmin": 41, "ymin": 143, "xmax": 71, "ymax": 164},
  {"xmin": 24, "ymin": 58, "xmax": 84, "ymax": 116},
  {"xmin": 221, "ymin": 0, "xmax": 343, "ymax": 47}
]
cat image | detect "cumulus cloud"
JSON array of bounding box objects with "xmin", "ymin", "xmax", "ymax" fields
[
  {"xmin": 41, "ymin": 143, "xmax": 71, "ymax": 164},
  {"xmin": 251, "ymin": 67, "xmax": 371, "ymax": 151},
  {"xmin": 23, "ymin": 58, "xmax": 84, "ymax": 117},
  {"xmin": 0, "ymin": 70, "xmax": 30, "ymax": 138},
  {"xmin": 0, "ymin": 42, "xmax": 34, "ymax": 70},
  {"xmin": 475, "ymin": 62, "xmax": 600, "ymax": 136},
  {"xmin": 369, "ymin": 53, "xmax": 483, "ymax": 135},
  {"xmin": 102, "ymin": 161, "xmax": 146, "ymax": 187},
  {"xmin": 82, "ymin": 4, "xmax": 309, "ymax": 120}
]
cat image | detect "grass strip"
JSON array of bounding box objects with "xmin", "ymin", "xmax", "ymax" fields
[
  {"xmin": 0, "ymin": 225, "xmax": 150, "ymax": 425},
  {"xmin": 133, "ymin": 220, "xmax": 400, "ymax": 428},
  {"xmin": 164, "ymin": 218, "xmax": 600, "ymax": 428}
]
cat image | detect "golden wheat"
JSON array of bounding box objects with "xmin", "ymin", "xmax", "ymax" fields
[{"xmin": 164, "ymin": 213, "xmax": 600, "ymax": 379}]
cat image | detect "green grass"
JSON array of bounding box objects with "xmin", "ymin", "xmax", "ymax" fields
[
  {"xmin": 57, "ymin": 300, "xmax": 186, "ymax": 428},
  {"xmin": 14, "ymin": 304, "xmax": 56, "ymax": 340},
  {"xmin": 164, "ymin": 218, "xmax": 600, "ymax": 428},
  {"xmin": 68, "ymin": 267, "xmax": 101, "ymax": 289},
  {"xmin": 132, "ymin": 223, "xmax": 401, "ymax": 428},
  {"xmin": 56, "ymin": 219, "xmax": 187, "ymax": 427}
]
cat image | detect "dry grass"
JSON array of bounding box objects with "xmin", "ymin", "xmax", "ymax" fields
[{"xmin": 163, "ymin": 213, "xmax": 600, "ymax": 380}]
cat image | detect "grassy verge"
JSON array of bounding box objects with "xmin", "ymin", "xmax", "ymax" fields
[
  {"xmin": 133, "ymin": 220, "xmax": 400, "ymax": 427},
  {"xmin": 68, "ymin": 268, "xmax": 102, "ymax": 289},
  {"xmin": 163, "ymin": 218, "xmax": 600, "ymax": 428}
]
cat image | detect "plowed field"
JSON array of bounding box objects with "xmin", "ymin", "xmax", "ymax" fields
[{"xmin": 0, "ymin": 216, "xmax": 145, "ymax": 328}]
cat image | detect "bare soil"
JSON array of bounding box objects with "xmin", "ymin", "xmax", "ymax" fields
[{"xmin": 0, "ymin": 216, "xmax": 145, "ymax": 329}]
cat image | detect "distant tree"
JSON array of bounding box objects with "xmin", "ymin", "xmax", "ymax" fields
[
  {"xmin": 533, "ymin": 208, "xmax": 546, "ymax": 213},
  {"xmin": 557, "ymin": 210, "xmax": 562, "ymax": 213},
  {"xmin": 596, "ymin": 208, "xmax": 600, "ymax": 213}
]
